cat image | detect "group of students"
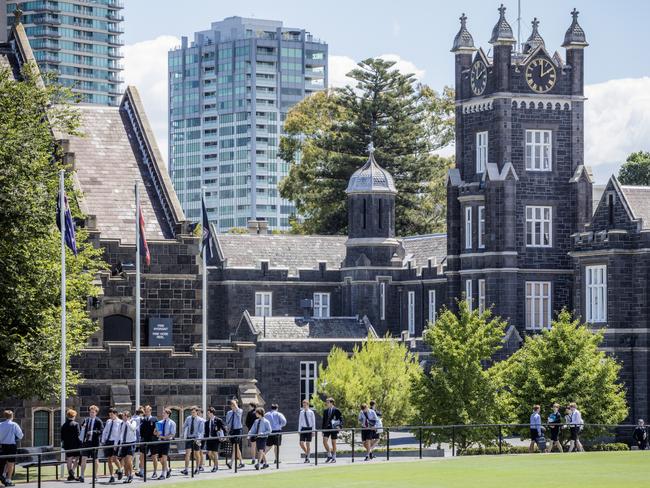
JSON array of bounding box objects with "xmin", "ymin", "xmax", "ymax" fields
[{"xmin": 529, "ymin": 402, "xmax": 586, "ymax": 453}]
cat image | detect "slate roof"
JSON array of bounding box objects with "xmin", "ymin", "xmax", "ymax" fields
[
  {"xmin": 451, "ymin": 13, "xmax": 475, "ymax": 52},
  {"xmin": 68, "ymin": 105, "xmax": 170, "ymax": 243},
  {"xmin": 489, "ymin": 4, "xmax": 516, "ymax": 44},
  {"xmin": 346, "ymin": 151, "xmax": 397, "ymax": 195},
  {"xmin": 523, "ymin": 18, "xmax": 545, "ymax": 54},
  {"xmin": 401, "ymin": 234, "xmax": 448, "ymax": 269},
  {"xmin": 248, "ymin": 316, "xmax": 373, "ymax": 340},
  {"xmin": 562, "ymin": 9, "xmax": 588, "ymax": 48},
  {"xmin": 620, "ymin": 185, "xmax": 650, "ymax": 230}
]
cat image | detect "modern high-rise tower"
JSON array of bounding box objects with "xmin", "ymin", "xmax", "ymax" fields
[
  {"xmin": 168, "ymin": 16, "xmax": 327, "ymax": 230},
  {"xmin": 2, "ymin": 0, "xmax": 124, "ymax": 105}
]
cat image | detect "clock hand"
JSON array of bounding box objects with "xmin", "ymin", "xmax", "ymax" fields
[{"xmin": 540, "ymin": 66, "xmax": 553, "ymax": 78}]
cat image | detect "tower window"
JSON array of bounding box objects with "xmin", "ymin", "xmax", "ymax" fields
[
  {"xmin": 378, "ymin": 199, "xmax": 383, "ymax": 229},
  {"xmin": 476, "ymin": 131, "xmax": 488, "ymax": 174},
  {"xmin": 465, "ymin": 206, "xmax": 472, "ymax": 250},
  {"xmin": 525, "ymin": 130, "xmax": 552, "ymax": 171},
  {"xmin": 478, "ymin": 206, "xmax": 486, "ymax": 249},
  {"xmin": 363, "ymin": 198, "xmax": 367, "ymax": 229},
  {"xmin": 526, "ymin": 206, "xmax": 552, "ymax": 247}
]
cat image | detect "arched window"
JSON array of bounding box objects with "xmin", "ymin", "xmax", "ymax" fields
[
  {"xmin": 103, "ymin": 314, "xmax": 133, "ymax": 342},
  {"xmin": 33, "ymin": 410, "xmax": 51, "ymax": 446}
]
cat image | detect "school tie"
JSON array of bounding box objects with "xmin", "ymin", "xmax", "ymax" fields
[
  {"xmin": 190, "ymin": 417, "xmax": 195, "ymax": 435},
  {"xmin": 122, "ymin": 422, "xmax": 128, "ymax": 442},
  {"xmin": 209, "ymin": 419, "xmax": 213, "ymax": 436}
]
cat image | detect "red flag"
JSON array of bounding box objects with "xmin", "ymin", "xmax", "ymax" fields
[{"xmin": 139, "ymin": 207, "xmax": 150, "ymax": 266}]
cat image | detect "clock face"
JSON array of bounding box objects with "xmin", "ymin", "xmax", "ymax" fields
[
  {"xmin": 470, "ymin": 60, "xmax": 487, "ymax": 96},
  {"xmin": 525, "ymin": 58, "xmax": 557, "ymax": 93}
]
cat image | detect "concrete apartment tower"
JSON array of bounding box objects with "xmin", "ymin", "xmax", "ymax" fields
[
  {"xmin": 168, "ymin": 16, "xmax": 328, "ymax": 230},
  {"xmin": 2, "ymin": 0, "xmax": 124, "ymax": 105}
]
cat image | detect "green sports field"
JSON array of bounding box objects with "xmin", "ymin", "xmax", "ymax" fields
[{"xmin": 164, "ymin": 452, "xmax": 650, "ymax": 488}]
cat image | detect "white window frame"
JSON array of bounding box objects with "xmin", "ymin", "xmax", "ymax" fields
[
  {"xmin": 407, "ymin": 291, "xmax": 415, "ymax": 335},
  {"xmin": 478, "ymin": 206, "xmax": 485, "ymax": 249},
  {"xmin": 465, "ymin": 279, "xmax": 473, "ymax": 311},
  {"xmin": 526, "ymin": 206, "xmax": 552, "ymax": 247},
  {"xmin": 313, "ymin": 292, "xmax": 330, "ymax": 318},
  {"xmin": 525, "ymin": 281, "xmax": 551, "ymax": 330},
  {"xmin": 379, "ymin": 282, "xmax": 386, "ymax": 321},
  {"xmin": 465, "ymin": 206, "xmax": 472, "ymax": 250},
  {"xmin": 586, "ymin": 265, "xmax": 607, "ymax": 323},
  {"xmin": 300, "ymin": 361, "xmax": 318, "ymax": 404},
  {"xmin": 255, "ymin": 291, "xmax": 272, "ymax": 317},
  {"xmin": 478, "ymin": 279, "xmax": 486, "ymax": 313},
  {"xmin": 525, "ymin": 129, "xmax": 552, "ymax": 171},
  {"xmin": 476, "ymin": 131, "xmax": 488, "ymax": 174},
  {"xmin": 428, "ymin": 289, "xmax": 436, "ymax": 324}
]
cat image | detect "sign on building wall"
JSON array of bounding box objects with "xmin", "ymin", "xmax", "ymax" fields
[{"xmin": 148, "ymin": 317, "xmax": 173, "ymax": 346}]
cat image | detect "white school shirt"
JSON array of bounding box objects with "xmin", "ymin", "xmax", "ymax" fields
[
  {"xmin": 158, "ymin": 418, "xmax": 177, "ymax": 439},
  {"xmin": 570, "ymin": 409, "xmax": 584, "ymax": 426},
  {"xmin": 119, "ymin": 419, "xmax": 137, "ymax": 444},
  {"xmin": 264, "ymin": 410, "xmax": 287, "ymax": 431},
  {"xmin": 298, "ymin": 409, "xmax": 316, "ymax": 431},
  {"xmin": 358, "ymin": 409, "xmax": 378, "ymax": 428},
  {"xmin": 102, "ymin": 418, "xmax": 123, "ymax": 444},
  {"xmin": 182, "ymin": 415, "xmax": 204, "ymax": 440}
]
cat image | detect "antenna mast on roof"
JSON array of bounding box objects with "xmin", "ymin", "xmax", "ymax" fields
[{"xmin": 517, "ymin": 0, "xmax": 522, "ymax": 52}]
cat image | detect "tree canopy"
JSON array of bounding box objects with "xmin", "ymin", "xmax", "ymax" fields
[
  {"xmin": 279, "ymin": 58, "xmax": 454, "ymax": 236},
  {"xmin": 618, "ymin": 151, "xmax": 650, "ymax": 186},
  {"xmin": 0, "ymin": 63, "xmax": 106, "ymax": 400}
]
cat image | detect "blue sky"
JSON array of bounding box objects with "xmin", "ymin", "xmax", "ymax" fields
[{"xmin": 121, "ymin": 0, "xmax": 650, "ymax": 182}]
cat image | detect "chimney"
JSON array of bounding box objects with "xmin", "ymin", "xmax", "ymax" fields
[{"xmin": 247, "ymin": 218, "xmax": 269, "ymax": 235}]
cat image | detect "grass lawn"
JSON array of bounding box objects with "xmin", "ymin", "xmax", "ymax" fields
[{"xmin": 161, "ymin": 451, "xmax": 650, "ymax": 488}]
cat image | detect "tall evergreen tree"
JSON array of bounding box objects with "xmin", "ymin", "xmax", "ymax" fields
[{"xmin": 279, "ymin": 58, "xmax": 454, "ymax": 236}]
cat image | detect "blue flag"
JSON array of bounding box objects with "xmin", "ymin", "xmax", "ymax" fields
[
  {"xmin": 202, "ymin": 197, "xmax": 215, "ymax": 260},
  {"xmin": 56, "ymin": 192, "xmax": 78, "ymax": 256}
]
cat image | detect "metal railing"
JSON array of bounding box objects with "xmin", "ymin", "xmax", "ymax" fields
[{"xmin": 0, "ymin": 423, "xmax": 642, "ymax": 486}]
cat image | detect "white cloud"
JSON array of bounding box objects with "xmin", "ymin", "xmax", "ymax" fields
[
  {"xmin": 585, "ymin": 77, "xmax": 650, "ymax": 182},
  {"xmin": 123, "ymin": 35, "xmax": 180, "ymax": 164},
  {"xmin": 328, "ymin": 53, "xmax": 425, "ymax": 89}
]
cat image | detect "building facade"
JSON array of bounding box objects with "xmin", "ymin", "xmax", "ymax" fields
[
  {"xmin": 168, "ymin": 16, "xmax": 327, "ymax": 230},
  {"xmin": 2, "ymin": 0, "xmax": 123, "ymax": 105}
]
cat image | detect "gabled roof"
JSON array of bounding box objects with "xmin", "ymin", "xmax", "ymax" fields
[
  {"xmin": 243, "ymin": 313, "xmax": 376, "ymax": 340},
  {"xmin": 0, "ymin": 22, "xmax": 41, "ymax": 85},
  {"xmin": 620, "ymin": 185, "xmax": 650, "ymax": 230}
]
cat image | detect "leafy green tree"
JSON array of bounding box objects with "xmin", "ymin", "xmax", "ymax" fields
[
  {"xmin": 493, "ymin": 309, "xmax": 628, "ymax": 435},
  {"xmin": 313, "ymin": 335, "xmax": 422, "ymax": 429},
  {"xmin": 618, "ymin": 151, "xmax": 650, "ymax": 186},
  {"xmin": 0, "ymin": 63, "xmax": 106, "ymax": 400},
  {"xmin": 279, "ymin": 58, "xmax": 454, "ymax": 236},
  {"xmin": 413, "ymin": 300, "xmax": 511, "ymax": 449}
]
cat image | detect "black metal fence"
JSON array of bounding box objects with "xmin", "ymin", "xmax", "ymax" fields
[{"xmin": 0, "ymin": 423, "xmax": 643, "ymax": 487}]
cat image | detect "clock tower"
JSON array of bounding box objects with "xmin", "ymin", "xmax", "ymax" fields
[{"xmin": 447, "ymin": 6, "xmax": 592, "ymax": 332}]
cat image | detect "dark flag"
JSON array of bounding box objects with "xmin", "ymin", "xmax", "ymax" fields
[
  {"xmin": 56, "ymin": 192, "xmax": 78, "ymax": 256},
  {"xmin": 139, "ymin": 207, "xmax": 151, "ymax": 266},
  {"xmin": 201, "ymin": 197, "xmax": 215, "ymax": 260}
]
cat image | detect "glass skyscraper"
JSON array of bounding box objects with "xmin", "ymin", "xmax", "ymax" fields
[
  {"xmin": 2, "ymin": 0, "xmax": 124, "ymax": 105},
  {"xmin": 168, "ymin": 17, "xmax": 327, "ymax": 230}
]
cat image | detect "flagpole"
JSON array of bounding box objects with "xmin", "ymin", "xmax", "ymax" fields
[
  {"xmin": 201, "ymin": 187, "xmax": 207, "ymax": 416},
  {"xmin": 59, "ymin": 169, "xmax": 66, "ymax": 476},
  {"xmin": 135, "ymin": 181, "xmax": 141, "ymax": 411}
]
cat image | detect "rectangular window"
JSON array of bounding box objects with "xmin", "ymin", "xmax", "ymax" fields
[
  {"xmin": 428, "ymin": 289, "xmax": 436, "ymax": 324},
  {"xmin": 478, "ymin": 206, "xmax": 485, "ymax": 249},
  {"xmin": 255, "ymin": 291, "xmax": 272, "ymax": 317},
  {"xmin": 525, "ymin": 281, "xmax": 551, "ymax": 330},
  {"xmin": 465, "ymin": 279, "xmax": 472, "ymax": 311},
  {"xmin": 407, "ymin": 291, "xmax": 415, "ymax": 335},
  {"xmin": 526, "ymin": 206, "xmax": 552, "ymax": 247},
  {"xmin": 525, "ymin": 130, "xmax": 552, "ymax": 171},
  {"xmin": 465, "ymin": 206, "xmax": 472, "ymax": 250},
  {"xmin": 313, "ymin": 292, "xmax": 330, "ymax": 318},
  {"xmin": 380, "ymin": 282, "xmax": 386, "ymax": 321},
  {"xmin": 476, "ymin": 131, "xmax": 488, "ymax": 173},
  {"xmin": 478, "ymin": 279, "xmax": 486, "ymax": 313},
  {"xmin": 300, "ymin": 361, "xmax": 317, "ymax": 405},
  {"xmin": 586, "ymin": 265, "xmax": 607, "ymax": 323},
  {"xmin": 33, "ymin": 410, "xmax": 51, "ymax": 447}
]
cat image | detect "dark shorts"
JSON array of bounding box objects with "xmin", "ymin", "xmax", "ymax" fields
[
  {"xmin": 157, "ymin": 443, "xmax": 170, "ymax": 457},
  {"xmin": 141, "ymin": 438, "xmax": 158, "ymax": 456},
  {"xmin": 570, "ymin": 427, "xmax": 580, "ymax": 441},
  {"xmin": 185, "ymin": 439, "xmax": 200, "ymax": 451},
  {"xmin": 530, "ymin": 429, "xmax": 540, "ymax": 441},
  {"xmin": 255, "ymin": 437, "xmax": 267, "ymax": 452},
  {"xmin": 267, "ymin": 431, "xmax": 282, "ymax": 447},
  {"xmin": 118, "ymin": 445, "xmax": 134, "ymax": 458},
  {"xmin": 205, "ymin": 439, "xmax": 220, "ymax": 452},
  {"xmin": 81, "ymin": 441, "xmax": 100, "ymax": 459},
  {"xmin": 323, "ymin": 430, "xmax": 338, "ymax": 440},
  {"xmin": 229, "ymin": 429, "xmax": 243, "ymax": 447},
  {"xmin": 1, "ymin": 444, "xmax": 17, "ymax": 463},
  {"xmin": 299, "ymin": 429, "xmax": 313, "ymax": 443},
  {"xmin": 549, "ymin": 427, "xmax": 560, "ymax": 442},
  {"xmin": 63, "ymin": 444, "xmax": 81, "ymax": 459},
  {"xmin": 104, "ymin": 444, "xmax": 119, "ymax": 458},
  {"xmin": 361, "ymin": 429, "xmax": 376, "ymax": 441}
]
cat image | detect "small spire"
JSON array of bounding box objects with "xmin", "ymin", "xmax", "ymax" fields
[
  {"xmin": 489, "ymin": 4, "xmax": 516, "ymax": 45},
  {"xmin": 451, "ymin": 12, "xmax": 476, "ymax": 53},
  {"xmin": 13, "ymin": 6, "xmax": 23, "ymax": 25},
  {"xmin": 523, "ymin": 17, "xmax": 545, "ymax": 53},
  {"xmin": 367, "ymin": 141, "xmax": 375, "ymax": 155},
  {"xmin": 562, "ymin": 8, "xmax": 588, "ymax": 48}
]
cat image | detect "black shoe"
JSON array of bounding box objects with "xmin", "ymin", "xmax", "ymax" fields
[
  {"xmin": 135, "ymin": 471, "xmax": 142, "ymax": 478},
  {"xmin": 0, "ymin": 475, "xmax": 6, "ymax": 486},
  {"xmin": 4, "ymin": 482, "xmax": 14, "ymax": 487},
  {"xmin": 109, "ymin": 476, "xmax": 116, "ymax": 484},
  {"xmin": 331, "ymin": 458, "xmax": 337, "ymax": 463},
  {"xmin": 68, "ymin": 475, "xmax": 76, "ymax": 482},
  {"xmin": 238, "ymin": 463, "xmax": 245, "ymax": 469},
  {"xmin": 225, "ymin": 461, "xmax": 232, "ymax": 469},
  {"xmin": 198, "ymin": 466, "xmax": 204, "ymax": 472},
  {"xmin": 262, "ymin": 464, "xmax": 269, "ymax": 469},
  {"xmin": 255, "ymin": 463, "xmax": 260, "ymax": 470},
  {"xmin": 192, "ymin": 469, "xmax": 199, "ymax": 475},
  {"xmin": 364, "ymin": 455, "xmax": 369, "ymax": 461},
  {"xmin": 250, "ymin": 459, "xmax": 256, "ymax": 465},
  {"xmin": 166, "ymin": 470, "xmax": 171, "ymax": 479},
  {"xmin": 370, "ymin": 452, "xmax": 374, "ymax": 459},
  {"xmin": 325, "ymin": 456, "xmax": 331, "ymax": 463},
  {"xmin": 210, "ymin": 466, "xmax": 218, "ymax": 472},
  {"xmin": 117, "ymin": 471, "xmax": 123, "ymax": 481},
  {"xmin": 303, "ymin": 457, "xmax": 309, "ymax": 464},
  {"xmin": 78, "ymin": 477, "xmax": 85, "ymax": 483}
]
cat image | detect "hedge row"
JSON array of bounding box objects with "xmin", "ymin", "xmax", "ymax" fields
[{"xmin": 460, "ymin": 443, "xmax": 629, "ymax": 456}]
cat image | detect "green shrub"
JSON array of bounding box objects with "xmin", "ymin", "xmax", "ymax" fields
[
  {"xmin": 586, "ymin": 443, "xmax": 629, "ymax": 452},
  {"xmin": 460, "ymin": 443, "xmax": 629, "ymax": 456}
]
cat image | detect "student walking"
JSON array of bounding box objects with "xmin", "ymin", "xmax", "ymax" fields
[
  {"xmin": 154, "ymin": 408, "xmax": 176, "ymax": 479},
  {"xmin": 567, "ymin": 402, "xmax": 584, "ymax": 452},
  {"xmin": 529, "ymin": 405, "xmax": 543, "ymax": 453},
  {"xmin": 298, "ymin": 400, "xmax": 316, "ymax": 463},
  {"xmin": 131, "ymin": 407, "xmax": 143, "ymax": 475},
  {"xmin": 245, "ymin": 403, "xmax": 257, "ymax": 465},
  {"xmin": 633, "ymin": 419, "xmax": 647, "ymax": 450},
  {"xmin": 61, "ymin": 409, "xmax": 82, "ymax": 481},
  {"xmin": 137, "ymin": 406, "xmax": 158, "ymax": 478},
  {"xmin": 204, "ymin": 407, "xmax": 225, "ymax": 472},
  {"xmin": 180, "ymin": 406, "xmax": 203, "ymax": 476},
  {"xmin": 546, "ymin": 403, "xmax": 564, "ymax": 453},
  {"xmin": 369, "ymin": 401, "xmax": 382, "ymax": 451},
  {"xmin": 79, "ymin": 405, "xmax": 103, "ymax": 483},
  {"xmin": 264, "ymin": 404, "xmax": 287, "ymax": 463},
  {"xmin": 0, "ymin": 410, "xmax": 23, "ymax": 487},
  {"xmin": 248, "ymin": 408, "xmax": 272, "ymax": 470},
  {"xmin": 359, "ymin": 403, "xmax": 379, "ymax": 461},
  {"xmin": 117, "ymin": 412, "xmax": 137, "ymax": 483},
  {"xmin": 102, "ymin": 408, "xmax": 123, "ymax": 483},
  {"xmin": 321, "ymin": 398, "xmax": 343, "ymax": 464},
  {"xmin": 225, "ymin": 400, "xmax": 245, "ymax": 470}
]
